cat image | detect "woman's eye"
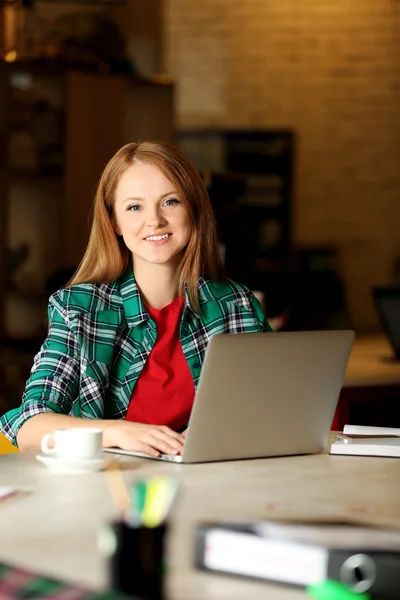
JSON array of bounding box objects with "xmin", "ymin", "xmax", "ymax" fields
[
  {"xmin": 127, "ymin": 204, "xmax": 141, "ymax": 211},
  {"xmin": 164, "ymin": 198, "xmax": 179, "ymax": 207}
]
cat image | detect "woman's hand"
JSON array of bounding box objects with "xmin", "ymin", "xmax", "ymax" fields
[{"xmin": 104, "ymin": 422, "xmax": 185, "ymax": 457}]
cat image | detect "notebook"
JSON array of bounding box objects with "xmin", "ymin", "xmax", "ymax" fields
[
  {"xmin": 105, "ymin": 330, "xmax": 354, "ymax": 463},
  {"xmin": 373, "ymin": 286, "xmax": 400, "ymax": 360},
  {"xmin": 330, "ymin": 440, "xmax": 400, "ymax": 458},
  {"xmin": 330, "ymin": 424, "xmax": 400, "ymax": 458}
]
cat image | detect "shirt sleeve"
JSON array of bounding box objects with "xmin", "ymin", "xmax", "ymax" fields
[{"xmin": 0, "ymin": 293, "xmax": 80, "ymax": 446}]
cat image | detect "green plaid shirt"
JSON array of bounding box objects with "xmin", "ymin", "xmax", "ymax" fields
[{"xmin": 0, "ymin": 269, "xmax": 271, "ymax": 445}]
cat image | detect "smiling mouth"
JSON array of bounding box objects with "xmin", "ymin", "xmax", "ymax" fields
[{"xmin": 144, "ymin": 233, "xmax": 171, "ymax": 241}]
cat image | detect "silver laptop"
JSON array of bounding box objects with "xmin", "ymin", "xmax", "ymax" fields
[{"xmin": 104, "ymin": 330, "xmax": 354, "ymax": 463}]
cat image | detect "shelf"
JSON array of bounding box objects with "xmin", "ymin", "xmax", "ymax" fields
[
  {"xmin": 3, "ymin": 57, "xmax": 99, "ymax": 77},
  {"xmin": 0, "ymin": 66, "xmax": 175, "ymax": 341},
  {"xmin": 7, "ymin": 169, "xmax": 63, "ymax": 184}
]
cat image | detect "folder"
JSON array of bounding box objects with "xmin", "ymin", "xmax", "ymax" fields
[{"xmin": 194, "ymin": 521, "xmax": 400, "ymax": 598}]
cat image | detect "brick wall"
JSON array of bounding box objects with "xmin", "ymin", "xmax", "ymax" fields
[{"xmin": 164, "ymin": 0, "xmax": 400, "ymax": 330}]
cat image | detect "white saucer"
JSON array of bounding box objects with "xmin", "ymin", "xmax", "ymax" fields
[{"xmin": 35, "ymin": 452, "xmax": 113, "ymax": 474}]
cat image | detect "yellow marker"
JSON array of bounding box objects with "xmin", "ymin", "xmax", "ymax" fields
[{"xmin": 141, "ymin": 476, "xmax": 169, "ymax": 528}]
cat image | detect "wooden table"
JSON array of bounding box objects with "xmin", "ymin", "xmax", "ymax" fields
[
  {"xmin": 333, "ymin": 334, "xmax": 400, "ymax": 429},
  {"xmin": 1, "ymin": 451, "xmax": 400, "ymax": 600}
]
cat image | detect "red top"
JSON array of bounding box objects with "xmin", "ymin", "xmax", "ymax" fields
[{"xmin": 125, "ymin": 296, "xmax": 195, "ymax": 430}]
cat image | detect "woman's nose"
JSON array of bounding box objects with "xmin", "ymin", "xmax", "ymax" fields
[{"xmin": 146, "ymin": 206, "xmax": 166, "ymax": 228}]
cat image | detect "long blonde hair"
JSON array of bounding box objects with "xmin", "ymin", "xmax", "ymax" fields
[{"xmin": 68, "ymin": 141, "xmax": 223, "ymax": 312}]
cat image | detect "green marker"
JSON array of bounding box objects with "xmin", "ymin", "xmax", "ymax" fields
[
  {"xmin": 130, "ymin": 480, "xmax": 147, "ymax": 523},
  {"xmin": 307, "ymin": 580, "xmax": 370, "ymax": 600}
]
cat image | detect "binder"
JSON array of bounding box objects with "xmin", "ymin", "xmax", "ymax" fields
[{"xmin": 194, "ymin": 521, "xmax": 400, "ymax": 598}]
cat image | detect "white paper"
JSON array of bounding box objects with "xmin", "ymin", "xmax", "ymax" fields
[{"xmin": 343, "ymin": 424, "xmax": 400, "ymax": 436}]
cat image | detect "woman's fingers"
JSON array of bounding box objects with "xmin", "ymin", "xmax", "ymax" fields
[
  {"xmin": 134, "ymin": 441, "xmax": 160, "ymax": 457},
  {"xmin": 146, "ymin": 433, "xmax": 182, "ymax": 455},
  {"xmin": 159, "ymin": 427, "xmax": 185, "ymax": 444},
  {"xmin": 108, "ymin": 422, "xmax": 185, "ymax": 455},
  {"xmin": 150, "ymin": 428, "xmax": 184, "ymax": 451}
]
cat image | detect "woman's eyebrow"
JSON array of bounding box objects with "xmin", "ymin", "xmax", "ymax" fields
[{"xmin": 122, "ymin": 191, "xmax": 178, "ymax": 204}]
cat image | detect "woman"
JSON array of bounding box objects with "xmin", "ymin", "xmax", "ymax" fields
[{"xmin": 0, "ymin": 141, "xmax": 271, "ymax": 455}]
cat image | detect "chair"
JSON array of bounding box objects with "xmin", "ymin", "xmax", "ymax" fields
[
  {"xmin": 0, "ymin": 433, "xmax": 19, "ymax": 454},
  {"xmin": 373, "ymin": 286, "xmax": 400, "ymax": 360}
]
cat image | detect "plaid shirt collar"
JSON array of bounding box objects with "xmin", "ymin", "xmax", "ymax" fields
[{"xmin": 119, "ymin": 269, "xmax": 202, "ymax": 328}]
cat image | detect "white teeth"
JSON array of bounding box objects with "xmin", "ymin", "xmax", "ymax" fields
[{"xmin": 145, "ymin": 234, "xmax": 169, "ymax": 241}]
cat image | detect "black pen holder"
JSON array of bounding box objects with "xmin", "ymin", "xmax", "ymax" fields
[{"xmin": 108, "ymin": 521, "xmax": 167, "ymax": 600}]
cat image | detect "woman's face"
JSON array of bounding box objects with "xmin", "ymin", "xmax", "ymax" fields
[{"xmin": 113, "ymin": 161, "xmax": 192, "ymax": 271}]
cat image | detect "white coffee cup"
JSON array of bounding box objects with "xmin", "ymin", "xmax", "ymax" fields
[{"xmin": 41, "ymin": 428, "xmax": 103, "ymax": 461}]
